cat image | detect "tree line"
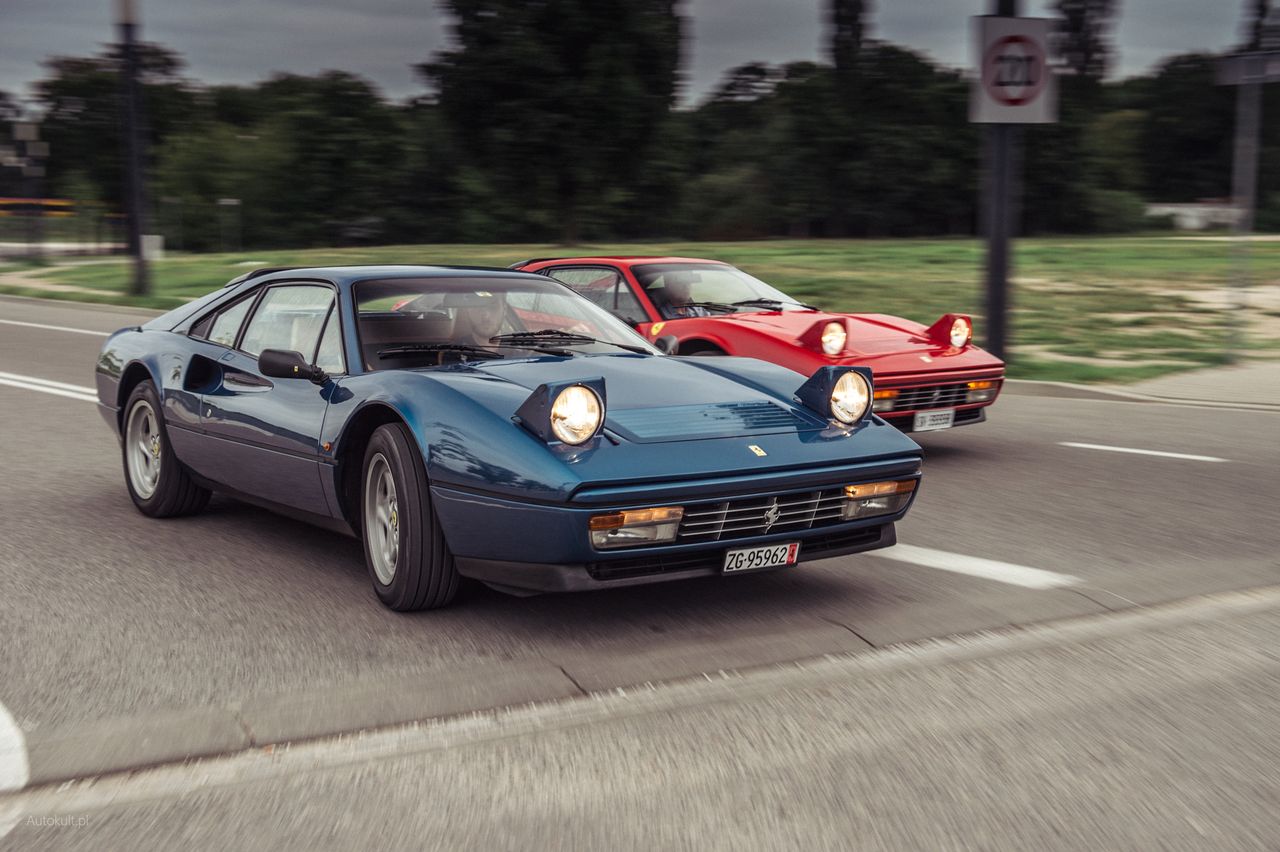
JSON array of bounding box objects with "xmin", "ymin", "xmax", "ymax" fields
[{"xmin": 2, "ymin": 0, "xmax": 1277, "ymax": 250}]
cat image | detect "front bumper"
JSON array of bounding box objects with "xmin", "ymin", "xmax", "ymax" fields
[
  {"xmin": 432, "ymin": 455, "xmax": 919, "ymax": 593},
  {"xmin": 873, "ymin": 372, "xmax": 1004, "ymax": 432},
  {"xmin": 455, "ymin": 522, "xmax": 895, "ymax": 593}
]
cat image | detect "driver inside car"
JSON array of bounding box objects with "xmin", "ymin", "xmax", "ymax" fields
[
  {"xmin": 656, "ymin": 272, "xmax": 709, "ymax": 320},
  {"xmin": 452, "ymin": 291, "xmax": 507, "ymax": 345}
]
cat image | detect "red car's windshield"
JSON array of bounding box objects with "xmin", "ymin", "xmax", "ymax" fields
[{"xmin": 631, "ymin": 263, "xmax": 813, "ymax": 318}]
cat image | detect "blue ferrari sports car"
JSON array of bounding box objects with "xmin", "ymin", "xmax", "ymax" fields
[{"xmin": 95, "ymin": 265, "xmax": 923, "ymax": 610}]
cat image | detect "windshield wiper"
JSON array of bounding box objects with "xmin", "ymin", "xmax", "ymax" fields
[
  {"xmin": 489, "ymin": 330, "xmax": 651, "ymax": 355},
  {"xmin": 731, "ymin": 298, "xmax": 819, "ymax": 311},
  {"xmin": 378, "ymin": 343, "xmax": 504, "ymax": 360},
  {"xmin": 679, "ymin": 301, "xmax": 739, "ymax": 313}
]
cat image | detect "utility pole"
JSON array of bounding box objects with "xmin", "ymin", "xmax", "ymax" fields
[
  {"xmin": 1219, "ymin": 8, "xmax": 1280, "ymax": 362},
  {"xmin": 118, "ymin": 0, "xmax": 149, "ymax": 295},
  {"xmin": 982, "ymin": 0, "xmax": 1020, "ymax": 363}
]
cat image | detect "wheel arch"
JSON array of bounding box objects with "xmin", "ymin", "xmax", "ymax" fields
[
  {"xmin": 677, "ymin": 337, "xmax": 728, "ymax": 356},
  {"xmin": 116, "ymin": 360, "xmax": 159, "ymax": 433},
  {"xmin": 334, "ymin": 401, "xmax": 414, "ymax": 534}
]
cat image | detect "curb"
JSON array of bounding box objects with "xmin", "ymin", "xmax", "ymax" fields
[
  {"xmin": 1002, "ymin": 378, "xmax": 1280, "ymax": 411},
  {"xmin": 21, "ymin": 661, "xmax": 580, "ymax": 787},
  {"xmin": 13, "ymin": 622, "xmax": 877, "ymax": 788},
  {"xmin": 12, "ymin": 585, "xmax": 1280, "ymax": 795}
]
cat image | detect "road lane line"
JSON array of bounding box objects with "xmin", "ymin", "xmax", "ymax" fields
[
  {"xmin": 878, "ymin": 544, "xmax": 1081, "ymax": 590},
  {"xmin": 0, "ymin": 699, "xmax": 29, "ymax": 797},
  {"xmin": 1059, "ymin": 442, "xmax": 1229, "ymax": 463},
  {"xmin": 0, "ymin": 318, "xmax": 111, "ymax": 337},
  {"xmin": 0, "ymin": 376, "xmax": 97, "ymax": 403},
  {"xmin": 0, "ymin": 371, "xmax": 95, "ymax": 394}
]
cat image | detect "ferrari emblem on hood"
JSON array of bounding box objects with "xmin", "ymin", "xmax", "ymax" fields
[{"xmin": 748, "ymin": 445, "xmax": 767, "ymax": 457}]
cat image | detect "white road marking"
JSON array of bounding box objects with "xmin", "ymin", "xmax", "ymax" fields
[
  {"xmin": 1059, "ymin": 441, "xmax": 1229, "ymax": 463},
  {"xmin": 0, "ymin": 371, "xmax": 97, "ymax": 403},
  {"xmin": 879, "ymin": 544, "xmax": 1081, "ymax": 590},
  {"xmin": 0, "ymin": 698, "xmax": 29, "ymax": 796},
  {"xmin": 0, "ymin": 318, "xmax": 110, "ymax": 337}
]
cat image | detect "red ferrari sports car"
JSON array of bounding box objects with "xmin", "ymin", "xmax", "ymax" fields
[{"xmin": 511, "ymin": 256, "xmax": 1005, "ymax": 433}]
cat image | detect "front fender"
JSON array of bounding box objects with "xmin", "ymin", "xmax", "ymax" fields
[{"xmin": 323, "ymin": 371, "xmax": 585, "ymax": 503}]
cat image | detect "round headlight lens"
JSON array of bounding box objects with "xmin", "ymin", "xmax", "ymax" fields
[
  {"xmin": 820, "ymin": 321, "xmax": 847, "ymax": 356},
  {"xmin": 949, "ymin": 317, "xmax": 971, "ymax": 348},
  {"xmin": 550, "ymin": 385, "xmax": 603, "ymax": 445},
  {"xmin": 830, "ymin": 371, "xmax": 871, "ymax": 424}
]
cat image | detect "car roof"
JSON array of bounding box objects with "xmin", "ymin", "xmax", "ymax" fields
[
  {"xmin": 228, "ymin": 264, "xmax": 546, "ymax": 290},
  {"xmin": 519, "ymin": 256, "xmax": 728, "ymax": 269}
]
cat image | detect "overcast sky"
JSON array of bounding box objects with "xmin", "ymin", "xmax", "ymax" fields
[{"xmin": 0, "ymin": 0, "xmax": 1248, "ymax": 106}]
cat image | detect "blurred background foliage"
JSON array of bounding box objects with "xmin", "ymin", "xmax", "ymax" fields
[{"xmin": 2, "ymin": 0, "xmax": 1277, "ymax": 250}]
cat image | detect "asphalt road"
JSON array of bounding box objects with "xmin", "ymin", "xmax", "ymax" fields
[{"xmin": 1, "ymin": 295, "xmax": 1278, "ymax": 849}]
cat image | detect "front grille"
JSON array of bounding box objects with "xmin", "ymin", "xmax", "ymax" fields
[
  {"xmin": 889, "ymin": 382, "xmax": 971, "ymax": 411},
  {"xmin": 678, "ymin": 488, "xmax": 848, "ymax": 543},
  {"xmin": 586, "ymin": 524, "xmax": 887, "ymax": 582}
]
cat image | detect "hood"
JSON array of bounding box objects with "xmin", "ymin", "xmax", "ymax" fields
[
  {"xmin": 725, "ymin": 310, "xmax": 1005, "ymax": 373},
  {"xmin": 431, "ymin": 353, "xmax": 828, "ymax": 444},
  {"xmin": 732, "ymin": 310, "xmax": 931, "ymax": 356}
]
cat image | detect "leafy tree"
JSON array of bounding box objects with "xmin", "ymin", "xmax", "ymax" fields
[
  {"xmin": 1052, "ymin": 0, "xmax": 1119, "ymax": 82},
  {"xmin": 32, "ymin": 44, "xmax": 196, "ymax": 209},
  {"xmin": 420, "ymin": 0, "xmax": 682, "ymax": 244},
  {"xmin": 1244, "ymin": 0, "xmax": 1271, "ymax": 49}
]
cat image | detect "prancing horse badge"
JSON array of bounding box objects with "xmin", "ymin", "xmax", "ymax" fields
[{"xmin": 748, "ymin": 445, "xmax": 767, "ymax": 457}]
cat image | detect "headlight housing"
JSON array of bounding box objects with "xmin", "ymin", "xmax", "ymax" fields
[
  {"xmin": 820, "ymin": 321, "xmax": 847, "ymax": 356},
  {"xmin": 550, "ymin": 385, "xmax": 603, "ymax": 445},
  {"xmin": 830, "ymin": 371, "xmax": 871, "ymax": 424},
  {"xmin": 949, "ymin": 317, "xmax": 972, "ymax": 348}
]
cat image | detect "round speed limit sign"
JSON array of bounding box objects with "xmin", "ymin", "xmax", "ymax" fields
[
  {"xmin": 982, "ymin": 35, "xmax": 1046, "ymax": 106},
  {"xmin": 971, "ymin": 17, "xmax": 1055, "ymax": 123}
]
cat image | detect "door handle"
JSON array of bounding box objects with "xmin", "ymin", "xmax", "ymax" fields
[{"xmin": 222, "ymin": 372, "xmax": 273, "ymax": 391}]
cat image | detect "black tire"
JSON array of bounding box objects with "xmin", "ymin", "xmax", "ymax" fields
[
  {"xmin": 360, "ymin": 422, "xmax": 459, "ymax": 611},
  {"xmin": 121, "ymin": 381, "xmax": 211, "ymax": 518},
  {"xmin": 687, "ymin": 346, "xmax": 725, "ymax": 356}
]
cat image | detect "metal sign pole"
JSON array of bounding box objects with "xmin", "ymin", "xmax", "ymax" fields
[
  {"xmin": 1228, "ymin": 62, "xmax": 1261, "ymax": 363},
  {"xmin": 983, "ymin": 0, "xmax": 1019, "ymax": 363},
  {"xmin": 118, "ymin": 0, "xmax": 150, "ymax": 296}
]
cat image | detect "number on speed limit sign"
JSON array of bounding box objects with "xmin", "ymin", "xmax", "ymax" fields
[{"xmin": 971, "ymin": 16, "xmax": 1057, "ymax": 124}]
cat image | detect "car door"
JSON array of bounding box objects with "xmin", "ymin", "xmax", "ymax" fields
[{"xmin": 197, "ymin": 282, "xmax": 343, "ymax": 515}]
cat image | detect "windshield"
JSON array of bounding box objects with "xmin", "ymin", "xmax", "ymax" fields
[
  {"xmin": 354, "ymin": 276, "xmax": 659, "ymax": 370},
  {"xmin": 632, "ymin": 263, "xmax": 812, "ymax": 317}
]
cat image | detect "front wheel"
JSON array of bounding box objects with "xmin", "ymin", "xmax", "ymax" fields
[
  {"xmin": 121, "ymin": 381, "xmax": 210, "ymax": 517},
  {"xmin": 361, "ymin": 422, "xmax": 459, "ymax": 611}
]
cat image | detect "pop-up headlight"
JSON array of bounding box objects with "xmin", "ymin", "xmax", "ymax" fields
[
  {"xmin": 795, "ymin": 366, "xmax": 874, "ymax": 425},
  {"xmin": 514, "ymin": 377, "xmax": 606, "ymax": 445}
]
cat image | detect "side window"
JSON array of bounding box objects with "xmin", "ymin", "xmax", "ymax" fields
[
  {"xmin": 239, "ymin": 285, "xmax": 335, "ymax": 359},
  {"xmin": 314, "ymin": 307, "xmax": 346, "ymax": 374},
  {"xmin": 204, "ymin": 296, "xmax": 256, "ymax": 347},
  {"xmin": 546, "ymin": 267, "xmax": 648, "ymax": 324}
]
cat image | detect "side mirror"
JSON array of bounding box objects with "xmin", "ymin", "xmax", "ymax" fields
[
  {"xmin": 653, "ymin": 335, "xmax": 679, "ymax": 355},
  {"xmin": 259, "ymin": 348, "xmax": 328, "ymax": 384}
]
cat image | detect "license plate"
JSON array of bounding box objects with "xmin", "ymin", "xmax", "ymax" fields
[
  {"xmin": 723, "ymin": 542, "xmax": 800, "ymax": 574},
  {"xmin": 913, "ymin": 408, "xmax": 955, "ymax": 432}
]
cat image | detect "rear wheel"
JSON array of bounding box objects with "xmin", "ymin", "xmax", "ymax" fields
[
  {"xmin": 361, "ymin": 422, "xmax": 459, "ymax": 611},
  {"xmin": 122, "ymin": 381, "xmax": 210, "ymax": 517},
  {"xmin": 686, "ymin": 345, "xmax": 726, "ymax": 356}
]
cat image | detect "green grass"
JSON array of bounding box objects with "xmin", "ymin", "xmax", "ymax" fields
[{"xmin": 5, "ymin": 236, "xmax": 1276, "ymax": 383}]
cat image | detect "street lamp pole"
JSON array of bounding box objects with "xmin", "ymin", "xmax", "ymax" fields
[{"xmin": 118, "ymin": 0, "xmax": 149, "ymax": 295}]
